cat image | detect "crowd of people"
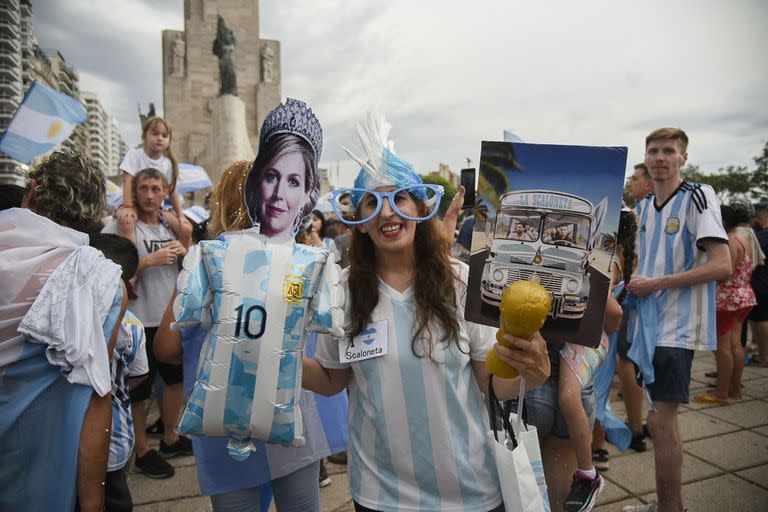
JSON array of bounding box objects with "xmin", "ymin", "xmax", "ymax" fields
[{"xmin": 1, "ymin": 100, "xmax": 767, "ymax": 512}]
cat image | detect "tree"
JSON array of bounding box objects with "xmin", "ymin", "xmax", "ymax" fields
[
  {"xmin": 478, "ymin": 141, "xmax": 516, "ymax": 211},
  {"xmin": 751, "ymin": 140, "xmax": 768, "ymax": 201},
  {"xmin": 680, "ymin": 164, "xmax": 702, "ymax": 181},
  {"xmin": 623, "ymin": 180, "xmax": 634, "ymax": 208},
  {"xmin": 420, "ymin": 174, "xmax": 457, "ymax": 217},
  {"xmin": 683, "ymin": 163, "xmax": 753, "ymax": 203},
  {"xmin": 705, "ymin": 165, "xmax": 752, "ymax": 202}
]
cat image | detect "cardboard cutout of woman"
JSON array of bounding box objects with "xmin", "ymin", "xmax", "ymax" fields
[{"xmin": 174, "ymin": 99, "xmax": 343, "ymax": 460}]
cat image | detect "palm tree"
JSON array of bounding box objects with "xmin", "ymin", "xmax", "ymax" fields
[
  {"xmin": 478, "ymin": 141, "xmax": 521, "ymax": 211},
  {"xmin": 601, "ymin": 231, "xmax": 618, "ymax": 252}
]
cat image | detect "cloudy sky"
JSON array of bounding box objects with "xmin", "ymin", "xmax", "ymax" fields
[{"xmin": 31, "ymin": 0, "xmax": 768, "ymax": 186}]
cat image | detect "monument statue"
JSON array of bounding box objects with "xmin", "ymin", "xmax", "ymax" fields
[
  {"xmin": 138, "ymin": 102, "xmax": 157, "ymax": 128},
  {"xmin": 261, "ymin": 44, "xmax": 274, "ymax": 83},
  {"xmin": 172, "ymin": 35, "xmax": 185, "ymax": 77},
  {"xmin": 212, "ymin": 15, "xmax": 237, "ymax": 96}
]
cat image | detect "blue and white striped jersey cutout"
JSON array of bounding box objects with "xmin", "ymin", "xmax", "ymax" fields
[{"xmin": 173, "ymin": 230, "xmax": 344, "ymax": 460}]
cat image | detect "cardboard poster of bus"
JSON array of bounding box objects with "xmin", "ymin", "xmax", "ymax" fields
[{"xmin": 464, "ymin": 141, "xmax": 627, "ymax": 348}]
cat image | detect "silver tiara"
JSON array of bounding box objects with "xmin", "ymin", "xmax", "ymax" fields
[{"xmin": 259, "ymin": 98, "xmax": 323, "ymax": 163}]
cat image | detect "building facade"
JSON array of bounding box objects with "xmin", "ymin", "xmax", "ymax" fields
[
  {"xmin": 0, "ymin": 0, "xmax": 27, "ymax": 186},
  {"xmin": 0, "ymin": 0, "xmax": 127, "ymax": 184}
]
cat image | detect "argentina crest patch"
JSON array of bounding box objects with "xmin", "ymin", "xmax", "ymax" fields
[{"xmin": 665, "ymin": 216, "xmax": 680, "ymax": 234}]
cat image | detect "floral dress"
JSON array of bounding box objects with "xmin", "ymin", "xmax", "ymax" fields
[{"xmin": 716, "ymin": 238, "xmax": 757, "ymax": 312}]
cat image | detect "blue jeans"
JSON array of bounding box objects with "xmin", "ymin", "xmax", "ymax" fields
[
  {"xmin": 508, "ymin": 380, "xmax": 596, "ymax": 439},
  {"xmin": 210, "ymin": 460, "xmax": 321, "ymax": 512}
]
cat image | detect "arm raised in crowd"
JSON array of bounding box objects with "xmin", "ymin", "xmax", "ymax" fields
[
  {"xmin": 629, "ymin": 239, "xmax": 732, "ymax": 296},
  {"xmin": 77, "ymin": 281, "xmax": 127, "ymax": 512},
  {"xmin": 441, "ymin": 186, "xmax": 465, "ymax": 243}
]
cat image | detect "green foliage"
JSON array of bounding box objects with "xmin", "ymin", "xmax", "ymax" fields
[
  {"xmin": 684, "ymin": 163, "xmax": 754, "ymax": 202},
  {"xmin": 751, "ymin": 141, "xmax": 768, "ymax": 200},
  {"xmin": 476, "ymin": 141, "xmax": 518, "ymax": 212},
  {"xmin": 623, "ymin": 181, "xmax": 634, "ymax": 208},
  {"xmin": 420, "ymin": 174, "xmax": 457, "ymax": 217}
]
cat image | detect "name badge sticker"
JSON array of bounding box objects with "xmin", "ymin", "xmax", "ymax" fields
[{"xmin": 340, "ymin": 319, "xmax": 388, "ymax": 363}]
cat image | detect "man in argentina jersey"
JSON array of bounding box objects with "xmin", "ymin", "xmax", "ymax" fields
[{"xmin": 626, "ymin": 128, "xmax": 731, "ymax": 512}]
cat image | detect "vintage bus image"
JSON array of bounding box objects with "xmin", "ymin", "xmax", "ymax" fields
[{"xmin": 480, "ymin": 190, "xmax": 607, "ymax": 319}]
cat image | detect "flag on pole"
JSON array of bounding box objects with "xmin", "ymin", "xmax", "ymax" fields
[
  {"xmin": 105, "ymin": 179, "xmax": 123, "ymax": 207},
  {"xmin": 503, "ymin": 130, "xmax": 524, "ymax": 143},
  {"xmin": 0, "ymin": 81, "xmax": 87, "ymax": 163}
]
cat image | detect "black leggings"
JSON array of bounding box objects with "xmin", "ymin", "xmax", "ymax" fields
[{"xmin": 129, "ymin": 326, "xmax": 184, "ymax": 403}]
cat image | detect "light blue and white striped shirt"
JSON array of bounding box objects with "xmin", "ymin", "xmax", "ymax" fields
[
  {"xmin": 316, "ymin": 263, "xmax": 502, "ymax": 512},
  {"xmin": 108, "ymin": 310, "xmax": 148, "ymax": 471},
  {"xmin": 631, "ymin": 182, "xmax": 727, "ymax": 351}
]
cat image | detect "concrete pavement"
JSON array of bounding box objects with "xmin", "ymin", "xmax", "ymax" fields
[{"xmin": 131, "ymin": 351, "xmax": 768, "ymax": 511}]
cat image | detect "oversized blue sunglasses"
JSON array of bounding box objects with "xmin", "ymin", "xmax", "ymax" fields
[{"xmin": 329, "ymin": 184, "xmax": 444, "ymax": 225}]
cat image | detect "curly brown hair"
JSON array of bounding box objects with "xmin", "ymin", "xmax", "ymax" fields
[
  {"xmin": 347, "ymin": 215, "xmax": 464, "ymax": 362},
  {"xmin": 26, "ymin": 150, "xmax": 106, "ymax": 233}
]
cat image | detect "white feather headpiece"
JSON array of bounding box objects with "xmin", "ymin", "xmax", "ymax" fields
[{"xmin": 342, "ymin": 112, "xmax": 423, "ymax": 199}]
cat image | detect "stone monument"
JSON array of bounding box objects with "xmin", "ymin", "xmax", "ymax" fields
[
  {"xmin": 192, "ymin": 14, "xmax": 254, "ymax": 184},
  {"xmin": 212, "ymin": 16, "xmax": 237, "ymax": 96},
  {"xmin": 172, "ymin": 36, "xmax": 185, "ymax": 77},
  {"xmin": 162, "ymin": 0, "xmax": 281, "ymax": 184}
]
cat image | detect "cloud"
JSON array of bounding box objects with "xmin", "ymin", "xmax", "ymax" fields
[{"xmin": 31, "ymin": 0, "xmax": 768, "ymax": 183}]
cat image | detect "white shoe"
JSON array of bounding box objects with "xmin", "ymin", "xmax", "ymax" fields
[{"xmin": 622, "ymin": 501, "xmax": 658, "ymax": 512}]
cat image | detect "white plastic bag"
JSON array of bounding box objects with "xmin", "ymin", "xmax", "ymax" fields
[{"xmin": 488, "ymin": 377, "xmax": 549, "ymax": 512}]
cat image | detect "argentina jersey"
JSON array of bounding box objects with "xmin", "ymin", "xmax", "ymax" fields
[
  {"xmin": 109, "ymin": 311, "xmax": 148, "ymax": 471},
  {"xmin": 633, "ymin": 182, "xmax": 727, "ymax": 351},
  {"xmin": 316, "ymin": 264, "xmax": 502, "ymax": 512}
]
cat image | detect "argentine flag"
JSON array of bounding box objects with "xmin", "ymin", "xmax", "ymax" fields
[
  {"xmin": 0, "ymin": 81, "xmax": 87, "ymax": 163},
  {"xmin": 503, "ymin": 130, "xmax": 524, "ymax": 143},
  {"xmin": 177, "ymin": 162, "xmax": 213, "ymax": 194}
]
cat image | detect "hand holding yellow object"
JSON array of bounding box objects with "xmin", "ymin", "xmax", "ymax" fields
[{"xmin": 486, "ymin": 281, "xmax": 551, "ymax": 378}]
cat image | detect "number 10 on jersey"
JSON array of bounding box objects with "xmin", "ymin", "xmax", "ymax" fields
[{"xmin": 234, "ymin": 304, "xmax": 267, "ymax": 339}]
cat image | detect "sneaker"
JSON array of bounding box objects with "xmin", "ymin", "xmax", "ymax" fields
[
  {"xmin": 159, "ymin": 435, "xmax": 194, "ymax": 458},
  {"xmin": 642, "ymin": 423, "xmax": 651, "ymax": 439},
  {"xmin": 327, "ymin": 451, "xmax": 348, "ymax": 465},
  {"xmin": 145, "ymin": 417, "xmax": 164, "ymax": 436},
  {"xmin": 135, "ymin": 449, "xmax": 175, "ymax": 479},
  {"xmin": 591, "ymin": 449, "xmax": 609, "ymax": 471},
  {"xmin": 563, "ymin": 471, "xmax": 605, "ymax": 512},
  {"xmin": 319, "ymin": 460, "xmax": 332, "ymax": 488},
  {"xmin": 622, "ymin": 501, "xmax": 658, "ymax": 512},
  {"xmin": 629, "ymin": 431, "xmax": 647, "ymax": 452}
]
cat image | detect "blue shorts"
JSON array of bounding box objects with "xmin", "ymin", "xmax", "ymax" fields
[
  {"xmin": 644, "ymin": 347, "xmax": 694, "ymax": 404},
  {"xmin": 507, "ymin": 380, "xmax": 596, "ymax": 439}
]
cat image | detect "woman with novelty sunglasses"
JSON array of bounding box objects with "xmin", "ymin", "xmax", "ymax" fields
[{"xmin": 303, "ymin": 113, "xmax": 551, "ymax": 512}]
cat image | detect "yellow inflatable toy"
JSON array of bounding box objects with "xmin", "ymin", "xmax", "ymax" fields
[{"xmin": 486, "ymin": 280, "xmax": 551, "ymax": 378}]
